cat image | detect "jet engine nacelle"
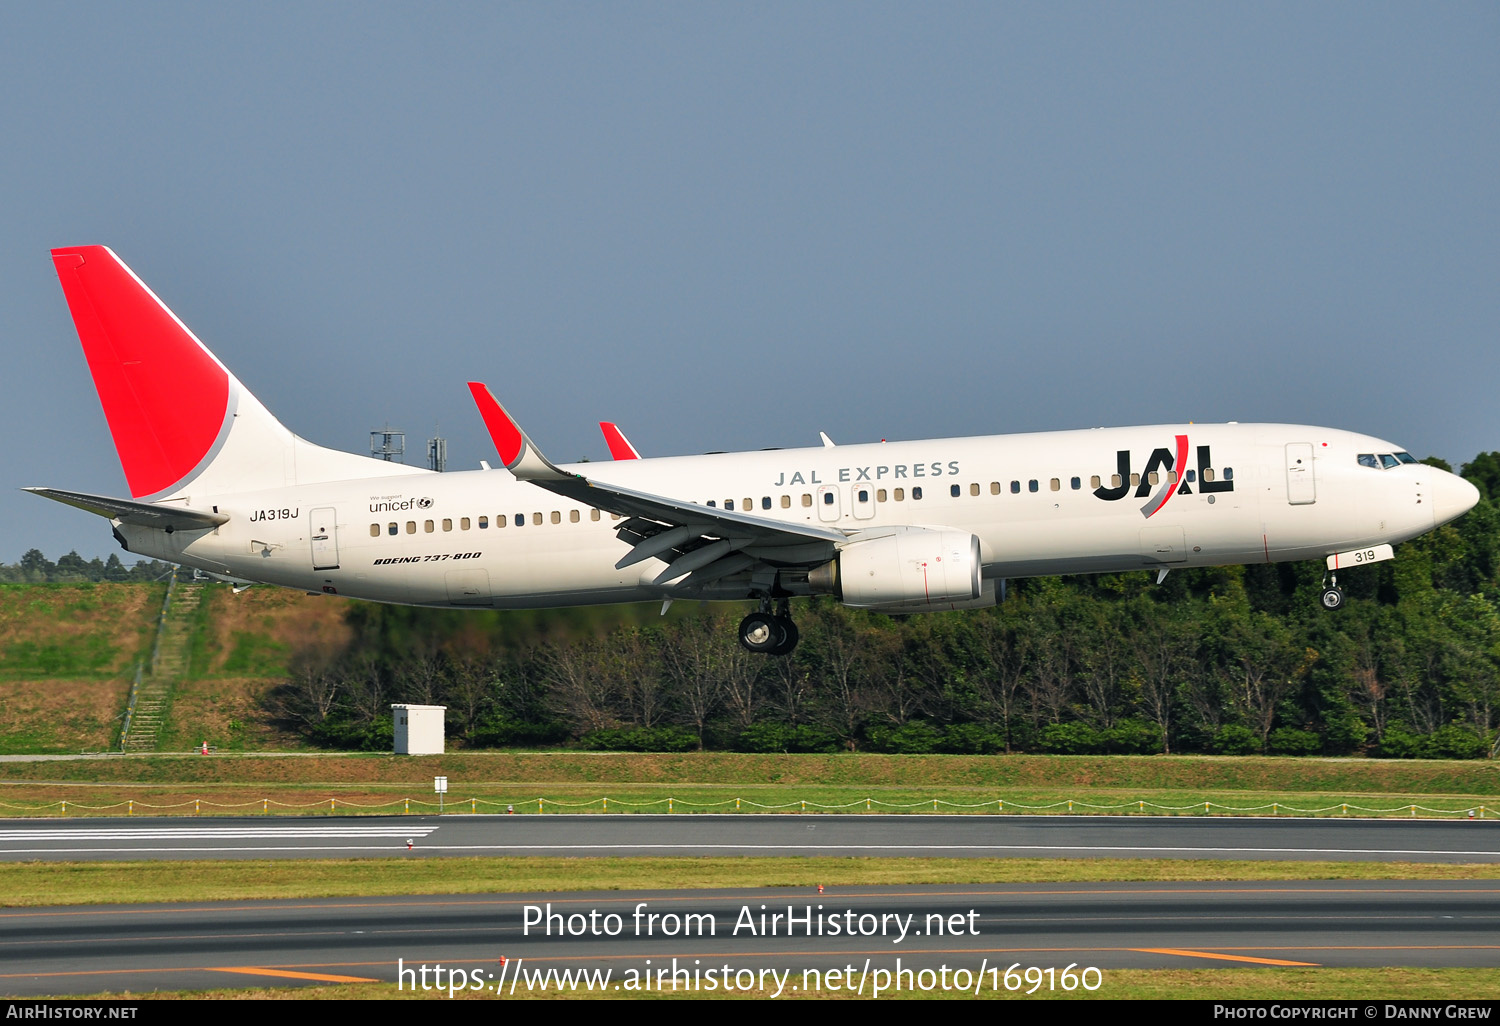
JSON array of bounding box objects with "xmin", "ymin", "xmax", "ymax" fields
[{"xmin": 809, "ymin": 526, "xmax": 981, "ymax": 609}]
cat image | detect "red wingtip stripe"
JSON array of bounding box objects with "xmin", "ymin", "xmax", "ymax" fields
[
  {"xmin": 51, "ymin": 246, "xmax": 230, "ymax": 498},
  {"xmin": 599, "ymin": 422, "xmax": 640, "ymax": 460},
  {"xmin": 467, "ymin": 382, "xmax": 525, "ymax": 466}
]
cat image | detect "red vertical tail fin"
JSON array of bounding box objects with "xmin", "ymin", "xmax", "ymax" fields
[{"xmin": 51, "ymin": 246, "xmax": 420, "ymax": 499}]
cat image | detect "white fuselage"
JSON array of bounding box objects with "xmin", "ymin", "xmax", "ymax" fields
[{"xmin": 118, "ymin": 422, "xmax": 1451, "ymax": 610}]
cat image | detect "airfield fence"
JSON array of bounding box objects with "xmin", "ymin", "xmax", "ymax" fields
[{"xmin": 0, "ymin": 796, "xmax": 1490, "ymax": 818}]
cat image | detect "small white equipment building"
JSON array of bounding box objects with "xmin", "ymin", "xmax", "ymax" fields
[{"xmin": 392, "ymin": 704, "xmax": 447, "ymax": 755}]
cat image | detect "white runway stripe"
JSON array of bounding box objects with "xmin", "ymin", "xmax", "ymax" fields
[{"xmin": 0, "ymin": 827, "xmax": 440, "ymax": 840}]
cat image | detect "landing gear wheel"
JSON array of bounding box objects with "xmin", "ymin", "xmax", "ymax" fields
[
  {"xmin": 738, "ymin": 612, "xmax": 785, "ymax": 654},
  {"xmin": 769, "ymin": 616, "xmax": 799, "ymax": 656},
  {"xmin": 1320, "ymin": 587, "xmax": 1345, "ymax": 611}
]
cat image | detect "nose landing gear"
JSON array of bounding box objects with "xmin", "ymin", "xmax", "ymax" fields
[
  {"xmin": 1320, "ymin": 572, "xmax": 1345, "ymax": 611},
  {"xmin": 738, "ymin": 599, "xmax": 799, "ymax": 655}
]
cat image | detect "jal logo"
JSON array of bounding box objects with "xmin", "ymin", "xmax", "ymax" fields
[{"xmin": 1093, "ymin": 435, "xmax": 1232, "ymax": 518}]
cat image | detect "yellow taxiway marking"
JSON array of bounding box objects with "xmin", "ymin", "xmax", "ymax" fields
[
  {"xmin": 1132, "ymin": 948, "xmax": 1320, "ymax": 967},
  {"xmin": 209, "ymin": 967, "xmax": 379, "ymax": 983}
]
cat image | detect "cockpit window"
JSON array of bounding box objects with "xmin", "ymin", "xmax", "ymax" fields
[
  {"xmin": 1380, "ymin": 454, "xmax": 1400, "ymax": 469},
  {"xmin": 1395, "ymin": 451, "xmax": 1418, "ymax": 464},
  {"xmin": 1357, "ymin": 454, "xmax": 1378, "ymax": 468}
]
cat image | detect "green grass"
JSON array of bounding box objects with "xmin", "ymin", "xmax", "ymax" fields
[
  {"xmin": 219, "ymin": 630, "xmax": 290, "ymax": 677},
  {"xmin": 1, "ymin": 782, "xmax": 1494, "ymax": 820},
  {"xmin": 0, "ymin": 636, "xmax": 119, "ymax": 677},
  {"xmin": 2, "ymin": 855, "xmax": 1497, "ymax": 908},
  {"xmin": 2, "ymin": 751, "xmax": 1496, "ymax": 792}
]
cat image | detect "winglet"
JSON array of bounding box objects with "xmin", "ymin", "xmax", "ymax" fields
[
  {"xmin": 466, "ymin": 382, "xmax": 573, "ymax": 481},
  {"xmin": 599, "ymin": 422, "xmax": 641, "ymax": 460}
]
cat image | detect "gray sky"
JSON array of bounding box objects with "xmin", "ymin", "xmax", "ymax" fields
[{"xmin": 3, "ymin": 3, "xmax": 1496, "ymax": 561}]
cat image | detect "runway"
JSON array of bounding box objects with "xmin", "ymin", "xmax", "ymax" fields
[
  {"xmin": 0, "ymin": 814, "xmax": 1497, "ymax": 862},
  {"xmin": 1, "ymin": 882, "xmax": 1497, "ymax": 996}
]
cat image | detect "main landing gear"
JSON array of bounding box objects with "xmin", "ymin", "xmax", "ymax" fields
[
  {"xmin": 739, "ymin": 599, "xmax": 799, "ymax": 656},
  {"xmin": 1320, "ymin": 571, "xmax": 1345, "ymax": 612}
]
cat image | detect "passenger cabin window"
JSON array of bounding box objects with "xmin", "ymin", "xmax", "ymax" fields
[
  {"xmin": 570, "ymin": 510, "xmax": 580, "ymax": 523},
  {"xmin": 1185, "ymin": 470, "xmax": 1196, "ymax": 482},
  {"xmin": 424, "ymin": 520, "xmax": 434, "ymax": 533},
  {"xmin": 781, "ymin": 495, "xmax": 791, "ymax": 508},
  {"xmin": 1050, "ymin": 478, "xmax": 1060, "ymax": 491},
  {"xmin": 1028, "ymin": 480, "xmax": 1038, "ymax": 493},
  {"xmin": 858, "ymin": 488, "xmax": 870, "ymax": 503},
  {"xmin": 406, "ymin": 521, "xmax": 416, "ymax": 534},
  {"xmin": 762, "ymin": 496, "xmax": 772, "ymax": 510},
  {"xmin": 1111, "ymin": 474, "xmax": 1122, "ymax": 488},
  {"xmin": 1224, "ymin": 467, "xmax": 1235, "ymax": 480},
  {"xmin": 725, "ymin": 499, "xmax": 735, "ymax": 510},
  {"xmin": 1010, "ymin": 481, "xmax": 1020, "ymax": 493},
  {"xmin": 442, "ymin": 518, "xmax": 453, "ymax": 532},
  {"xmin": 951, "ymin": 484, "xmax": 961, "ymax": 497},
  {"xmin": 515, "ymin": 514, "xmax": 525, "ymax": 527},
  {"xmin": 388, "ymin": 522, "xmax": 398, "ymax": 536},
  {"xmin": 478, "ymin": 516, "xmax": 488, "ymax": 529},
  {"xmin": 801, "ymin": 494, "xmax": 813, "ymax": 507},
  {"xmin": 591, "ymin": 509, "xmax": 601, "ymax": 520},
  {"xmin": 1071, "ymin": 477, "xmax": 1081, "ymax": 490},
  {"xmin": 912, "ymin": 486, "xmax": 923, "ymax": 499},
  {"xmin": 550, "ymin": 511, "xmax": 561, "ymax": 524},
  {"xmin": 460, "ymin": 517, "xmax": 471, "ymax": 530},
  {"xmin": 893, "ymin": 487, "xmax": 905, "ymax": 501},
  {"xmin": 822, "ymin": 493, "xmax": 833, "ymax": 505},
  {"xmin": 1148, "ymin": 472, "xmax": 1159, "ymax": 486},
  {"xmin": 1130, "ymin": 473, "xmax": 1141, "ymax": 487},
  {"xmin": 1203, "ymin": 469, "xmax": 1215, "ymax": 483},
  {"xmin": 970, "ymin": 483, "xmax": 980, "ymax": 496},
  {"xmin": 369, "ymin": 524, "xmax": 380, "ymax": 537},
  {"xmin": 743, "ymin": 498, "xmax": 753, "ymax": 510},
  {"xmin": 877, "ymin": 488, "xmax": 887, "ymax": 502},
  {"xmin": 1090, "ymin": 476, "xmax": 1100, "ymax": 489}
]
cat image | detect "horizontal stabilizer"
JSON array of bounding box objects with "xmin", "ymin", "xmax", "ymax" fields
[{"xmin": 23, "ymin": 487, "xmax": 229, "ymax": 531}]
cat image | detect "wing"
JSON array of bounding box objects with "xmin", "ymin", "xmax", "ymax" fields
[
  {"xmin": 468, "ymin": 383, "xmax": 843, "ymax": 590},
  {"xmin": 24, "ymin": 486, "xmax": 229, "ymax": 531}
]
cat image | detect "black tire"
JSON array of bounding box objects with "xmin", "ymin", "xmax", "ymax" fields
[
  {"xmin": 1320, "ymin": 587, "xmax": 1345, "ymax": 611},
  {"xmin": 738, "ymin": 612, "xmax": 785, "ymax": 654},
  {"xmin": 769, "ymin": 617, "xmax": 800, "ymax": 656}
]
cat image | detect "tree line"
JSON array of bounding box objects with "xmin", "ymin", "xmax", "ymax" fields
[
  {"xmin": 267, "ymin": 454, "xmax": 1500, "ymax": 759},
  {"xmin": 0, "ymin": 549, "xmax": 177, "ymax": 584}
]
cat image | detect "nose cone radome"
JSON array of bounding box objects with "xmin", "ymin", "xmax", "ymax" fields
[{"xmin": 1431, "ymin": 471, "xmax": 1481, "ymax": 528}]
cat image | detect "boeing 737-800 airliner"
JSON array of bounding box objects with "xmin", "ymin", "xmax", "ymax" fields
[{"xmin": 28, "ymin": 247, "xmax": 1480, "ymax": 654}]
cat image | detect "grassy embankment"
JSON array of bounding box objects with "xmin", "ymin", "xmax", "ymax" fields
[{"xmin": 0, "ymin": 584, "xmax": 162, "ymax": 753}]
